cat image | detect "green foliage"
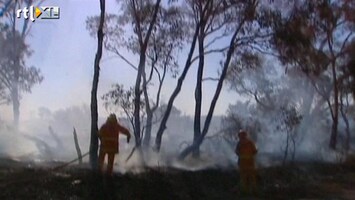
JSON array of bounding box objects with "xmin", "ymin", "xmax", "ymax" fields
[
  {"xmin": 276, "ymin": 105, "xmax": 302, "ymax": 133},
  {"xmin": 0, "ymin": 22, "xmax": 43, "ymax": 102},
  {"xmin": 101, "ymin": 84, "xmax": 145, "ymax": 128},
  {"xmin": 272, "ymin": 0, "xmax": 355, "ymax": 77},
  {"xmin": 86, "ymin": 0, "xmax": 185, "ymax": 62},
  {"xmin": 222, "ymin": 101, "xmax": 262, "ymax": 142}
]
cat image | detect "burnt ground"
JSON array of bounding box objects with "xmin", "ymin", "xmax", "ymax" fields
[{"xmin": 0, "ymin": 158, "xmax": 354, "ymax": 200}]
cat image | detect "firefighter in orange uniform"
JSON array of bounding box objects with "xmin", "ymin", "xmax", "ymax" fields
[
  {"xmin": 235, "ymin": 130, "xmax": 257, "ymax": 194},
  {"xmin": 98, "ymin": 114, "xmax": 131, "ymax": 175}
]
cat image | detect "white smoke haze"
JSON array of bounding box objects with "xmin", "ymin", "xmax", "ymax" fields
[
  {"xmin": 0, "ymin": 65, "xmax": 354, "ymax": 173},
  {"xmin": 0, "ymin": 104, "xmax": 237, "ymax": 173},
  {"xmin": 224, "ymin": 58, "xmax": 355, "ymax": 166},
  {"xmin": 0, "ymin": 86, "xmax": 354, "ymax": 174}
]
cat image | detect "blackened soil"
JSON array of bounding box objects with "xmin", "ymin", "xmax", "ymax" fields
[{"xmin": 0, "ymin": 158, "xmax": 354, "ymax": 200}]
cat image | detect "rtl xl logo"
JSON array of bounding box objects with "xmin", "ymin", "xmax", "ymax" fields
[{"xmin": 16, "ymin": 6, "xmax": 60, "ymax": 22}]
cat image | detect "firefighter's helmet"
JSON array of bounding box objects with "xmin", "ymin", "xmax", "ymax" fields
[
  {"xmin": 238, "ymin": 130, "xmax": 247, "ymax": 138},
  {"xmin": 107, "ymin": 113, "xmax": 118, "ymax": 123}
]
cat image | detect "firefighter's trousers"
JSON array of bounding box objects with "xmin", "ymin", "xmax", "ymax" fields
[
  {"xmin": 239, "ymin": 158, "xmax": 257, "ymax": 193},
  {"xmin": 98, "ymin": 149, "xmax": 115, "ymax": 175}
]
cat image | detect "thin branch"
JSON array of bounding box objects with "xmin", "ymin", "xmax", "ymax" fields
[
  {"xmin": 253, "ymin": 91, "xmax": 273, "ymax": 110},
  {"xmin": 0, "ymin": 0, "xmax": 12, "ymax": 17},
  {"xmin": 146, "ymin": 53, "xmax": 158, "ymax": 85},
  {"xmin": 337, "ymin": 32, "xmax": 353, "ymax": 58},
  {"xmin": 202, "ymin": 77, "xmax": 219, "ymax": 82},
  {"xmin": 250, "ymin": 45, "xmax": 281, "ymax": 58},
  {"xmin": 204, "ymin": 32, "xmax": 229, "ymax": 50},
  {"xmin": 110, "ymin": 47, "xmax": 138, "ymax": 70},
  {"xmin": 142, "ymin": 0, "xmax": 161, "ymax": 47},
  {"xmin": 191, "ymin": 46, "xmax": 230, "ymax": 64},
  {"xmin": 237, "ymin": 33, "xmax": 273, "ymax": 43},
  {"xmin": 123, "ymin": 108, "xmax": 135, "ymax": 133},
  {"xmin": 152, "ymin": 56, "xmax": 168, "ymax": 111},
  {"xmin": 131, "ymin": 0, "xmax": 144, "ymax": 46},
  {"xmin": 0, "ymin": 68, "xmax": 12, "ymax": 89}
]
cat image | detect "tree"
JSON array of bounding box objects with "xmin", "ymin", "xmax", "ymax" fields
[
  {"xmin": 89, "ymin": 0, "xmax": 105, "ymax": 170},
  {"xmin": 272, "ymin": 0, "xmax": 355, "ymax": 150},
  {"xmin": 141, "ymin": 8, "xmax": 183, "ymax": 146},
  {"xmin": 154, "ymin": 0, "xmax": 204, "ymax": 152},
  {"xmin": 87, "ymin": 0, "xmax": 183, "ymax": 153},
  {"xmin": 178, "ymin": 0, "xmax": 277, "ymax": 159},
  {"xmin": 0, "ymin": 28, "xmax": 9, "ymax": 106},
  {"xmin": 0, "ymin": 0, "xmax": 12, "ymax": 17},
  {"xmin": 0, "ymin": 0, "xmax": 44, "ymax": 127},
  {"xmin": 0, "ymin": 82, "xmax": 8, "ymax": 105},
  {"xmin": 225, "ymin": 57, "xmax": 312, "ymax": 161},
  {"xmin": 127, "ymin": 0, "xmax": 162, "ymax": 151},
  {"xmin": 276, "ymin": 106, "xmax": 302, "ymax": 164},
  {"xmin": 189, "ymin": 0, "xmax": 243, "ymax": 157},
  {"xmin": 222, "ymin": 101, "xmax": 261, "ymax": 143},
  {"xmin": 102, "ymin": 84, "xmax": 145, "ymax": 136},
  {"xmin": 155, "ymin": 0, "xmax": 256, "ymax": 152}
]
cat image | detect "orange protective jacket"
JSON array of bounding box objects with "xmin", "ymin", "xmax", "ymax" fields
[
  {"xmin": 236, "ymin": 138, "xmax": 257, "ymax": 169},
  {"xmin": 98, "ymin": 121, "xmax": 130, "ymax": 154}
]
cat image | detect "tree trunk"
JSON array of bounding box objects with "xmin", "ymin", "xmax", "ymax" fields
[
  {"xmin": 132, "ymin": 0, "xmax": 161, "ymax": 149},
  {"xmin": 11, "ymin": 1, "xmax": 20, "ymax": 128},
  {"xmin": 142, "ymin": 59, "xmax": 153, "ymax": 147},
  {"xmin": 329, "ymin": 61, "xmax": 339, "ymax": 150},
  {"xmin": 179, "ymin": 27, "xmax": 240, "ymax": 159},
  {"xmin": 340, "ymin": 93, "xmax": 350, "ymax": 152},
  {"xmin": 11, "ymin": 88, "xmax": 19, "ymax": 128},
  {"xmin": 8, "ymin": 0, "xmax": 32, "ymax": 129},
  {"xmin": 282, "ymin": 132, "xmax": 290, "ymax": 165},
  {"xmin": 154, "ymin": 23, "xmax": 201, "ymax": 152},
  {"xmin": 89, "ymin": 0, "xmax": 105, "ymax": 170},
  {"xmin": 73, "ymin": 128, "xmax": 83, "ymax": 164},
  {"xmin": 143, "ymin": 112, "xmax": 153, "ymax": 147},
  {"xmin": 192, "ymin": 34, "xmax": 205, "ymax": 158},
  {"xmin": 133, "ymin": 55, "xmax": 145, "ymax": 147}
]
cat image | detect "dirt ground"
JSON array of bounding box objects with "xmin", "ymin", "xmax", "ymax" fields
[{"xmin": 0, "ymin": 158, "xmax": 354, "ymax": 200}]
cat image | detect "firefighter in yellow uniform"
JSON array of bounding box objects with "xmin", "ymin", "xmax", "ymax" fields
[
  {"xmin": 235, "ymin": 130, "xmax": 257, "ymax": 194},
  {"xmin": 98, "ymin": 114, "xmax": 131, "ymax": 175}
]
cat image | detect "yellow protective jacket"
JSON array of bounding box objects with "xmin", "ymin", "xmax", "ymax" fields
[
  {"xmin": 98, "ymin": 121, "xmax": 130, "ymax": 154},
  {"xmin": 236, "ymin": 138, "xmax": 257, "ymax": 169}
]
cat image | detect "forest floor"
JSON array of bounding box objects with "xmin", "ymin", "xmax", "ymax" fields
[{"xmin": 0, "ymin": 156, "xmax": 354, "ymax": 200}]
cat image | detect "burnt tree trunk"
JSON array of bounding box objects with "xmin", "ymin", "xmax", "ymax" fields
[
  {"xmin": 132, "ymin": 0, "xmax": 161, "ymax": 150},
  {"xmin": 89, "ymin": 0, "xmax": 105, "ymax": 170},
  {"xmin": 329, "ymin": 55, "xmax": 339, "ymax": 150},
  {"xmin": 133, "ymin": 55, "xmax": 145, "ymax": 148},
  {"xmin": 340, "ymin": 92, "xmax": 350, "ymax": 152},
  {"xmin": 73, "ymin": 128, "xmax": 83, "ymax": 164},
  {"xmin": 11, "ymin": 0, "xmax": 20, "ymax": 128},
  {"xmin": 11, "ymin": 88, "xmax": 19, "ymax": 127},
  {"xmin": 154, "ymin": 22, "xmax": 201, "ymax": 152},
  {"xmin": 143, "ymin": 111, "xmax": 153, "ymax": 147},
  {"xmin": 192, "ymin": 31, "xmax": 206, "ymax": 158},
  {"xmin": 179, "ymin": 25, "xmax": 241, "ymax": 159}
]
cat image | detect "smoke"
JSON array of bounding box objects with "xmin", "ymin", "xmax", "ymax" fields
[
  {"xmin": 0, "ymin": 80, "xmax": 353, "ymax": 173},
  {"xmin": 0, "ymin": 104, "xmax": 235, "ymax": 173},
  {"xmin": 224, "ymin": 58, "xmax": 355, "ymax": 166},
  {"xmin": 0, "ymin": 126, "xmax": 37, "ymax": 159}
]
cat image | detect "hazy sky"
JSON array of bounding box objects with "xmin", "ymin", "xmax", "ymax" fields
[{"xmin": 2, "ymin": 0, "xmax": 239, "ymax": 122}]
